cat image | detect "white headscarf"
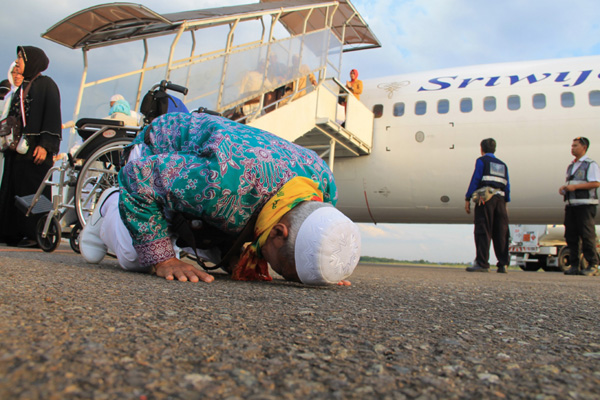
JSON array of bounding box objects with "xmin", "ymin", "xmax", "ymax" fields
[
  {"xmin": 1, "ymin": 62, "xmax": 17, "ymax": 119},
  {"xmin": 110, "ymin": 94, "xmax": 125, "ymax": 104},
  {"xmin": 7, "ymin": 62, "xmax": 16, "ymax": 88}
]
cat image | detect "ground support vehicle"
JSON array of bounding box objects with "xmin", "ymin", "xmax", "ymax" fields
[{"xmin": 509, "ymin": 224, "xmax": 600, "ymax": 272}]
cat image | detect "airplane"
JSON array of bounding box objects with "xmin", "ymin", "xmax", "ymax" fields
[
  {"xmin": 40, "ymin": 1, "xmax": 600, "ymax": 231},
  {"xmin": 334, "ymin": 55, "xmax": 600, "ymax": 225}
]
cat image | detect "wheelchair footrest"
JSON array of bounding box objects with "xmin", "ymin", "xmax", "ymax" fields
[{"xmin": 15, "ymin": 194, "xmax": 53, "ymax": 215}]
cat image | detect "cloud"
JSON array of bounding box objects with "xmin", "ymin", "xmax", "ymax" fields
[
  {"xmin": 358, "ymin": 224, "xmax": 390, "ymax": 238},
  {"xmin": 345, "ymin": 0, "xmax": 600, "ymax": 77},
  {"xmin": 9, "ymin": 0, "xmax": 600, "ymax": 123}
]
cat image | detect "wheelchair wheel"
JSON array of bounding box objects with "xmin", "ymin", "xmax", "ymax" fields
[
  {"xmin": 36, "ymin": 215, "xmax": 62, "ymax": 253},
  {"xmin": 74, "ymin": 138, "xmax": 133, "ymax": 226},
  {"xmin": 70, "ymin": 223, "xmax": 82, "ymax": 253}
]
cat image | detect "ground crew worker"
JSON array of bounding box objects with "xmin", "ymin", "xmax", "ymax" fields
[
  {"xmin": 465, "ymin": 138, "xmax": 510, "ymax": 273},
  {"xmin": 559, "ymin": 137, "xmax": 600, "ymax": 276}
]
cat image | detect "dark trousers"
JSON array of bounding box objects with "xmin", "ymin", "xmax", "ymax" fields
[
  {"xmin": 0, "ymin": 150, "xmax": 52, "ymax": 243},
  {"xmin": 564, "ymin": 205, "xmax": 598, "ymax": 268},
  {"xmin": 474, "ymin": 195, "xmax": 509, "ymax": 268}
]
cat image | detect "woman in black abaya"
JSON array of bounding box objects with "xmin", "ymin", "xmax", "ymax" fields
[{"xmin": 0, "ymin": 46, "xmax": 61, "ymax": 246}]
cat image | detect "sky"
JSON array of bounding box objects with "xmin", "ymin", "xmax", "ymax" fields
[{"xmin": 3, "ymin": 0, "xmax": 600, "ymax": 263}]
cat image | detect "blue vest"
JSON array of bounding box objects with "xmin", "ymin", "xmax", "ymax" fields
[
  {"xmin": 565, "ymin": 159, "xmax": 599, "ymax": 205},
  {"xmin": 478, "ymin": 155, "xmax": 508, "ymax": 191}
]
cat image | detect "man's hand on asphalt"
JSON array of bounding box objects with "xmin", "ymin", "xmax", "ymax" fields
[{"xmin": 154, "ymin": 258, "xmax": 214, "ymax": 283}]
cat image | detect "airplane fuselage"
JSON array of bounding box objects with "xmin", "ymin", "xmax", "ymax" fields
[{"xmin": 334, "ymin": 56, "xmax": 600, "ymax": 224}]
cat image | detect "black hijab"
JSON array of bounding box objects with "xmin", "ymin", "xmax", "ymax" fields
[
  {"xmin": 17, "ymin": 46, "xmax": 49, "ymax": 80},
  {"xmin": 9, "ymin": 45, "xmax": 61, "ymax": 155}
]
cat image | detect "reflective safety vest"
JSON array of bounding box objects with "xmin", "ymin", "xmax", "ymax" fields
[
  {"xmin": 565, "ymin": 159, "xmax": 599, "ymax": 205},
  {"xmin": 478, "ymin": 155, "xmax": 508, "ymax": 191}
]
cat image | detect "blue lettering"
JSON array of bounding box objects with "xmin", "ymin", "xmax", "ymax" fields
[
  {"xmin": 418, "ymin": 70, "xmax": 596, "ymax": 92},
  {"xmin": 528, "ymin": 73, "xmax": 551, "ymax": 84},
  {"xmin": 485, "ymin": 77, "xmax": 501, "ymax": 87},
  {"xmin": 561, "ymin": 70, "xmax": 592, "ymax": 87},
  {"xmin": 418, "ymin": 76, "xmax": 457, "ymax": 92},
  {"xmin": 458, "ymin": 77, "xmax": 484, "ymax": 88},
  {"xmin": 509, "ymin": 75, "xmax": 528, "ymax": 85},
  {"xmin": 509, "ymin": 73, "xmax": 551, "ymax": 85},
  {"xmin": 555, "ymin": 71, "xmax": 571, "ymax": 85}
]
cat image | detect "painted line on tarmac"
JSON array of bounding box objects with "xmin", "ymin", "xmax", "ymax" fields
[{"xmin": 0, "ymin": 248, "xmax": 74, "ymax": 254}]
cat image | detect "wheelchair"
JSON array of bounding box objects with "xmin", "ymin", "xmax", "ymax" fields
[
  {"xmin": 16, "ymin": 80, "xmax": 188, "ymax": 252},
  {"xmin": 16, "ymin": 118, "xmax": 140, "ymax": 252}
]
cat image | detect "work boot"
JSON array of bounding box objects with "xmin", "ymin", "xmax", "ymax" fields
[
  {"xmin": 497, "ymin": 265, "xmax": 507, "ymax": 274},
  {"xmin": 564, "ymin": 266, "xmax": 580, "ymax": 275},
  {"xmin": 581, "ymin": 265, "xmax": 599, "ymax": 276},
  {"xmin": 466, "ymin": 265, "xmax": 489, "ymax": 272}
]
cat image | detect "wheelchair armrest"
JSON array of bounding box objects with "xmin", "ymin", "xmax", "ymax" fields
[{"xmin": 76, "ymin": 118, "xmax": 124, "ymax": 129}]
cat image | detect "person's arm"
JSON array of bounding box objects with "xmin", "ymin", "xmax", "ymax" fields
[
  {"xmin": 559, "ymin": 166, "xmax": 569, "ymax": 195},
  {"xmin": 354, "ymin": 80, "xmax": 363, "ymax": 97},
  {"xmin": 465, "ymin": 159, "xmax": 484, "ymax": 214},
  {"xmin": 35, "ymin": 77, "xmax": 62, "ymax": 164},
  {"xmin": 465, "ymin": 160, "xmax": 484, "ymax": 200},
  {"xmin": 504, "ymin": 168, "xmax": 511, "ymax": 203},
  {"xmin": 561, "ymin": 161, "xmax": 600, "ymax": 193},
  {"xmin": 562, "ymin": 181, "xmax": 600, "ymax": 192},
  {"xmin": 119, "ymin": 154, "xmax": 216, "ymax": 282}
]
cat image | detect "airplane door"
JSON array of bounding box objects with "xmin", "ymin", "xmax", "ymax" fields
[
  {"xmin": 374, "ymin": 111, "xmax": 463, "ymax": 222},
  {"xmin": 336, "ymin": 100, "xmax": 470, "ymax": 223}
]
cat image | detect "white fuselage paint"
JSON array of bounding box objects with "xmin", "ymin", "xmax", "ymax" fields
[{"xmin": 333, "ymin": 56, "xmax": 600, "ymax": 224}]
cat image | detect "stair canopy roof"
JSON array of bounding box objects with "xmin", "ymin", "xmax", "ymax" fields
[{"xmin": 42, "ymin": 0, "xmax": 380, "ymax": 52}]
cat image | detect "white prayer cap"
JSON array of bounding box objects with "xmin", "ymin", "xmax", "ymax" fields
[
  {"xmin": 294, "ymin": 206, "xmax": 361, "ymax": 285},
  {"xmin": 110, "ymin": 94, "xmax": 125, "ymax": 103}
]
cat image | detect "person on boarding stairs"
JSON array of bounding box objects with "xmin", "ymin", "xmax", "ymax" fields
[{"xmin": 345, "ymin": 69, "xmax": 363, "ymax": 100}]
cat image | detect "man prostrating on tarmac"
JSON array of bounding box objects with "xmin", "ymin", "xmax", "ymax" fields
[{"xmin": 79, "ymin": 112, "xmax": 360, "ymax": 286}]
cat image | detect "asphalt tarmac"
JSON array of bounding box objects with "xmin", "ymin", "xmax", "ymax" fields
[{"xmin": 0, "ymin": 243, "xmax": 599, "ymax": 399}]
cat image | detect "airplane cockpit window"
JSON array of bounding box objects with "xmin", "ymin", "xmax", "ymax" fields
[
  {"xmin": 460, "ymin": 98, "xmax": 472, "ymax": 113},
  {"xmin": 533, "ymin": 93, "xmax": 546, "ymax": 109},
  {"xmin": 415, "ymin": 101, "xmax": 427, "ymax": 115},
  {"xmin": 483, "ymin": 96, "xmax": 496, "ymax": 112},
  {"xmin": 589, "ymin": 91, "xmax": 600, "ymax": 106},
  {"xmin": 373, "ymin": 104, "xmax": 384, "ymax": 118},
  {"xmin": 437, "ymin": 99, "xmax": 449, "ymax": 114},
  {"xmin": 507, "ymin": 95, "xmax": 521, "ymax": 111},
  {"xmin": 393, "ymin": 102, "xmax": 405, "ymax": 116},
  {"xmin": 561, "ymin": 92, "xmax": 575, "ymax": 108}
]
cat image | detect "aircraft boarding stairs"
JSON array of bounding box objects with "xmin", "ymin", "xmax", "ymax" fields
[
  {"xmin": 42, "ymin": 0, "xmax": 380, "ymax": 169},
  {"xmin": 246, "ymin": 77, "xmax": 373, "ymax": 167}
]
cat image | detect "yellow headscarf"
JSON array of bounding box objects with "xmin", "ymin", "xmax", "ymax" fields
[{"xmin": 232, "ymin": 176, "xmax": 323, "ymax": 281}]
